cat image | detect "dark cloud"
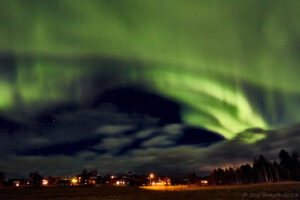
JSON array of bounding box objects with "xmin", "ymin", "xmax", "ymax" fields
[
  {"xmin": 1, "ymin": 120, "xmax": 300, "ymax": 178},
  {"xmin": 93, "ymin": 87, "xmax": 182, "ymax": 125},
  {"xmin": 177, "ymin": 127, "xmax": 224, "ymax": 146},
  {"xmin": 0, "ymin": 87, "xmax": 226, "ymax": 177},
  {"xmin": 18, "ymin": 136, "xmax": 104, "ymax": 156},
  {"xmin": 0, "ymin": 116, "xmax": 21, "ymax": 135}
]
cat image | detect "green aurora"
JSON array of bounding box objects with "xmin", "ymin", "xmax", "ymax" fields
[{"xmin": 0, "ymin": 0, "xmax": 300, "ymax": 142}]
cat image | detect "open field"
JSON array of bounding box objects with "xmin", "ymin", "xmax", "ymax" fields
[{"xmin": 0, "ymin": 182, "xmax": 300, "ymax": 200}]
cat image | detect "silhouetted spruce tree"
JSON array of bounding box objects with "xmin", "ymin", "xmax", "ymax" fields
[
  {"xmin": 209, "ymin": 168, "xmax": 225, "ymax": 185},
  {"xmin": 291, "ymin": 151, "xmax": 300, "ymax": 180},
  {"xmin": 228, "ymin": 167, "xmax": 236, "ymax": 184},
  {"xmin": 223, "ymin": 168, "xmax": 229, "ymax": 184},
  {"xmin": 209, "ymin": 149, "xmax": 300, "ymax": 185},
  {"xmin": 253, "ymin": 155, "xmax": 273, "ymax": 183},
  {"xmin": 279, "ymin": 149, "xmax": 296, "ymax": 180},
  {"xmin": 209, "ymin": 169, "xmax": 218, "ymax": 185},
  {"xmin": 272, "ymin": 161, "xmax": 281, "ymax": 182},
  {"xmin": 29, "ymin": 172, "xmax": 43, "ymax": 186},
  {"xmin": 185, "ymin": 173, "xmax": 197, "ymax": 184},
  {"xmin": 239, "ymin": 164, "xmax": 253, "ymax": 184}
]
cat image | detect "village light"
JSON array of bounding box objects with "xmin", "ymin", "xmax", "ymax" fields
[
  {"xmin": 149, "ymin": 173, "xmax": 154, "ymax": 185},
  {"xmin": 42, "ymin": 179, "xmax": 48, "ymax": 186},
  {"xmin": 71, "ymin": 178, "xmax": 78, "ymax": 184}
]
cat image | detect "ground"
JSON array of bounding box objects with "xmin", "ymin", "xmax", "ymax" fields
[{"xmin": 0, "ymin": 182, "xmax": 299, "ymax": 200}]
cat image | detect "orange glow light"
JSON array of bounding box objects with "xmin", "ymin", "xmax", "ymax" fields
[
  {"xmin": 71, "ymin": 178, "xmax": 78, "ymax": 184},
  {"xmin": 42, "ymin": 179, "xmax": 49, "ymax": 185}
]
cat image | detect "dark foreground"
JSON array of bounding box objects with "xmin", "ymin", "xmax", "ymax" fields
[{"xmin": 0, "ymin": 182, "xmax": 300, "ymax": 200}]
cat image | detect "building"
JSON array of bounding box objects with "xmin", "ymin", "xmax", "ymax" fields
[
  {"xmin": 151, "ymin": 177, "xmax": 171, "ymax": 186},
  {"xmin": 200, "ymin": 179, "xmax": 209, "ymax": 186}
]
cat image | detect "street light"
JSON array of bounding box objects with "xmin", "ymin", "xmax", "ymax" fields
[
  {"xmin": 42, "ymin": 179, "xmax": 48, "ymax": 186},
  {"xmin": 149, "ymin": 173, "xmax": 154, "ymax": 185},
  {"xmin": 71, "ymin": 178, "xmax": 78, "ymax": 185}
]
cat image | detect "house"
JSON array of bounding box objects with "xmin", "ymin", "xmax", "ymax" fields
[
  {"xmin": 13, "ymin": 180, "xmax": 21, "ymax": 187},
  {"xmin": 200, "ymin": 179, "xmax": 209, "ymax": 186},
  {"xmin": 57, "ymin": 179, "xmax": 70, "ymax": 187},
  {"xmin": 151, "ymin": 177, "xmax": 171, "ymax": 186}
]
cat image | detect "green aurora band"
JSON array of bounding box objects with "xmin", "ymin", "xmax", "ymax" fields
[{"xmin": 0, "ymin": 0, "xmax": 300, "ymax": 142}]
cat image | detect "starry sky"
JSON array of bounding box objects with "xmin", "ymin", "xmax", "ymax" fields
[{"xmin": 0, "ymin": 0, "xmax": 300, "ymax": 178}]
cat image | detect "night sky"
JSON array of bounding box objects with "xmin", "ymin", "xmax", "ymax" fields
[{"xmin": 0, "ymin": 0, "xmax": 300, "ymax": 178}]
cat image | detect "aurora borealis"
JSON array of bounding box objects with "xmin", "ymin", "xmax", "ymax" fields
[{"xmin": 0, "ymin": 0, "xmax": 300, "ymax": 177}]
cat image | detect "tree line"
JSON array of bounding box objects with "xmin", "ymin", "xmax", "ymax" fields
[
  {"xmin": 1, "ymin": 149, "xmax": 300, "ymax": 187},
  {"xmin": 209, "ymin": 149, "xmax": 300, "ymax": 185}
]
